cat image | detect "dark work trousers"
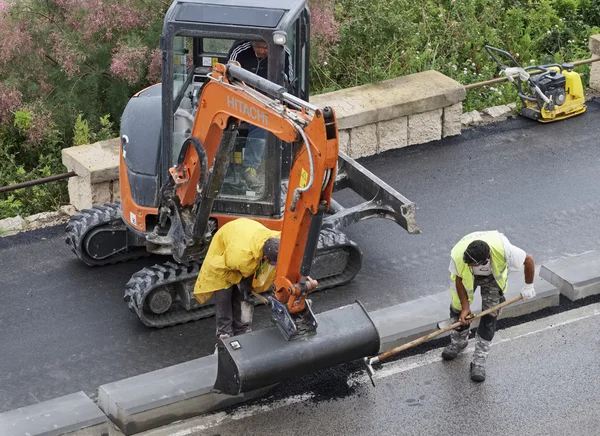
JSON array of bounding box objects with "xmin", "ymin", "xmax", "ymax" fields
[
  {"xmin": 214, "ymin": 280, "xmax": 254, "ymax": 338},
  {"xmin": 451, "ymin": 274, "xmax": 505, "ymax": 341}
]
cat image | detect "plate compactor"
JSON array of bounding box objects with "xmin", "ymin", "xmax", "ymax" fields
[{"xmin": 485, "ymin": 45, "xmax": 586, "ymax": 122}]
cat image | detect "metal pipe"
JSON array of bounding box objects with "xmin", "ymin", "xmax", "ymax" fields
[
  {"xmin": 465, "ymin": 56, "xmax": 600, "ymax": 90},
  {"xmin": 0, "ymin": 171, "xmax": 76, "ymax": 194}
]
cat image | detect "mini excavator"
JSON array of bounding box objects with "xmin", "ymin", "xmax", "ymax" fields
[{"xmin": 65, "ymin": 0, "xmax": 420, "ymax": 334}]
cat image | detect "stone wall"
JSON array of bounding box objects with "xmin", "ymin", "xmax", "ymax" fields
[
  {"xmin": 61, "ymin": 138, "xmax": 121, "ymax": 211},
  {"xmin": 309, "ymin": 70, "xmax": 465, "ymax": 159},
  {"xmin": 590, "ymin": 34, "xmax": 600, "ymax": 92}
]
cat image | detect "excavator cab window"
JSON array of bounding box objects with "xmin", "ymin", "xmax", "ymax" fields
[{"xmin": 163, "ymin": 1, "xmax": 311, "ymax": 220}]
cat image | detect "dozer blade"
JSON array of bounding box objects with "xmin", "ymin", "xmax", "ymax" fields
[
  {"xmin": 327, "ymin": 151, "xmax": 420, "ymax": 234},
  {"xmin": 213, "ymin": 301, "xmax": 380, "ymax": 396}
]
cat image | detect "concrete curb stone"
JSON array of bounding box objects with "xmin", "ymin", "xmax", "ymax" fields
[{"xmin": 0, "ymin": 392, "xmax": 109, "ymax": 436}]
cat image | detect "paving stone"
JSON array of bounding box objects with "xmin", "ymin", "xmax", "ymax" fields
[
  {"xmin": 25, "ymin": 212, "xmax": 63, "ymax": 229},
  {"xmin": 442, "ymin": 102, "xmax": 462, "ymax": 138},
  {"xmin": 0, "ymin": 215, "xmax": 26, "ymax": 233},
  {"xmin": 338, "ymin": 129, "xmax": 350, "ymax": 155},
  {"xmin": 483, "ymin": 105, "xmax": 512, "ymax": 118},
  {"xmin": 0, "ymin": 392, "xmax": 108, "ymax": 436},
  {"xmin": 377, "ymin": 116, "xmax": 408, "ymax": 152},
  {"xmin": 407, "ymin": 108, "xmax": 442, "ymax": 146},
  {"xmin": 60, "ymin": 205, "xmax": 78, "ymax": 216},
  {"xmin": 540, "ymin": 251, "xmax": 600, "ymax": 301},
  {"xmin": 348, "ymin": 123, "xmax": 377, "ymax": 158},
  {"xmin": 461, "ymin": 110, "xmax": 482, "ymax": 128}
]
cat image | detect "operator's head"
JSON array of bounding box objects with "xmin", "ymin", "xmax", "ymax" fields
[
  {"xmin": 463, "ymin": 240, "xmax": 490, "ymax": 266},
  {"xmin": 262, "ymin": 238, "xmax": 280, "ymax": 266},
  {"xmin": 252, "ymin": 41, "xmax": 269, "ymax": 59}
]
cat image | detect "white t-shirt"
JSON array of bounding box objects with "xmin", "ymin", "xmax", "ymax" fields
[{"xmin": 449, "ymin": 233, "xmax": 527, "ymax": 277}]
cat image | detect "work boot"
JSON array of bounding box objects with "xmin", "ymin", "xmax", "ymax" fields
[
  {"xmin": 441, "ymin": 329, "xmax": 469, "ymax": 360},
  {"xmin": 214, "ymin": 333, "xmax": 231, "ymax": 355},
  {"xmin": 470, "ymin": 362, "xmax": 486, "ymax": 382},
  {"xmin": 470, "ymin": 335, "xmax": 492, "ymax": 382},
  {"xmin": 243, "ymin": 167, "xmax": 261, "ymax": 189}
]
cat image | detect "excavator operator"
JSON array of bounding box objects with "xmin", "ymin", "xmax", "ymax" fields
[
  {"xmin": 227, "ymin": 40, "xmax": 294, "ymax": 189},
  {"xmin": 193, "ymin": 218, "xmax": 281, "ymax": 343}
]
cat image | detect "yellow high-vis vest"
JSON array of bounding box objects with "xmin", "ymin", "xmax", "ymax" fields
[{"xmin": 450, "ymin": 231, "xmax": 508, "ymax": 311}]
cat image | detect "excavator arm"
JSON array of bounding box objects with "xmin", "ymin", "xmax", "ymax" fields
[{"xmin": 170, "ymin": 63, "xmax": 338, "ymax": 339}]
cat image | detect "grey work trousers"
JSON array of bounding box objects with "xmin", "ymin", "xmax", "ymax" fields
[
  {"xmin": 214, "ymin": 279, "xmax": 254, "ymax": 338},
  {"xmin": 451, "ymin": 274, "xmax": 505, "ymax": 341}
]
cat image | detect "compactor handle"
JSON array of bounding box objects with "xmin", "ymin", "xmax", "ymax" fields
[{"xmin": 227, "ymin": 64, "xmax": 286, "ymax": 99}]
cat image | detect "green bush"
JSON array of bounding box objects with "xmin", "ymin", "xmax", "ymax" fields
[{"xmin": 310, "ymin": 0, "xmax": 599, "ymax": 111}]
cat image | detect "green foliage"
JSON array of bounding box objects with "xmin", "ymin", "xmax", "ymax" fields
[
  {"xmin": 310, "ymin": 0, "xmax": 599, "ymax": 112},
  {"xmin": 13, "ymin": 110, "xmax": 31, "ymax": 132},
  {"xmin": 73, "ymin": 114, "xmax": 90, "ymax": 146}
]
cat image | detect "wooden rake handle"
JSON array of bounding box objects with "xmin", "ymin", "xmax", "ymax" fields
[{"xmin": 371, "ymin": 294, "xmax": 523, "ymax": 364}]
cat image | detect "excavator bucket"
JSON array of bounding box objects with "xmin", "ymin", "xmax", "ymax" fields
[{"xmin": 213, "ymin": 301, "xmax": 380, "ymax": 395}]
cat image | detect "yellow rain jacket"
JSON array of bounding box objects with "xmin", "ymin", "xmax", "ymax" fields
[{"xmin": 193, "ymin": 218, "xmax": 281, "ymax": 304}]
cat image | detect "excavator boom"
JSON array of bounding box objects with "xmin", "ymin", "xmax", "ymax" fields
[{"xmin": 170, "ymin": 62, "xmax": 339, "ymax": 338}]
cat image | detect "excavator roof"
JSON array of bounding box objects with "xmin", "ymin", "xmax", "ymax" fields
[{"xmin": 166, "ymin": 0, "xmax": 306, "ymax": 29}]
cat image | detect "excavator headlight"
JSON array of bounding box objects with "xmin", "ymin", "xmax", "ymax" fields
[{"xmin": 273, "ymin": 31, "xmax": 287, "ymax": 46}]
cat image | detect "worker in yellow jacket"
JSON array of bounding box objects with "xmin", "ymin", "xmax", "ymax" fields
[{"xmin": 194, "ymin": 218, "xmax": 280, "ymax": 340}]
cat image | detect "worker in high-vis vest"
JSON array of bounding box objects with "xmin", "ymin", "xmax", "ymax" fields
[
  {"xmin": 193, "ymin": 218, "xmax": 280, "ymax": 342},
  {"xmin": 443, "ymin": 230, "xmax": 535, "ymax": 382}
]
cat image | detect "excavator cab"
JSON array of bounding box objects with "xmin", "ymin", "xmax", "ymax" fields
[{"xmin": 126, "ymin": 0, "xmax": 311, "ymax": 229}]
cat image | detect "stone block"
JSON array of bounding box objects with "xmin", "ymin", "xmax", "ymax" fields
[
  {"xmin": 589, "ymin": 34, "xmax": 600, "ymax": 56},
  {"xmin": 590, "ymin": 55, "xmax": 600, "ymax": 92},
  {"xmin": 338, "ymin": 129, "xmax": 350, "ymax": 155},
  {"xmin": 98, "ymin": 354, "xmax": 273, "ymax": 435},
  {"xmin": 407, "ymin": 109, "xmax": 442, "ymax": 146},
  {"xmin": 61, "ymin": 138, "xmax": 120, "ymax": 184},
  {"xmin": 24, "ymin": 211, "xmax": 62, "ymax": 229},
  {"xmin": 461, "ymin": 110, "xmax": 483, "ymax": 128},
  {"xmin": 310, "ymin": 70, "xmax": 465, "ymax": 130},
  {"xmin": 483, "ymin": 105, "xmax": 512, "ymax": 118},
  {"xmin": 540, "ymin": 251, "xmax": 600, "ymax": 301},
  {"xmin": 60, "ymin": 204, "xmax": 78, "ymax": 216},
  {"xmin": 377, "ymin": 116, "xmax": 408, "ymax": 152},
  {"xmin": 111, "ymin": 179, "xmax": 121, "ymax": 202},
  {"xmin": 349, "ymin": 123, "xmax": 377, "ymax": 158},
  {"xmin": 68, "ymin": 177, "xmax": 112, "ymax": 210},
  {"xmin": 0, "ymin": 215, "xmax": 26, "ymax": 233},
  {"xmin": 0, "ymin": 391, "xmax": 108, "ymax": 436},
  {"xmin": 442, "ymin": 102, "xmax": 462, "ymax": 138}
]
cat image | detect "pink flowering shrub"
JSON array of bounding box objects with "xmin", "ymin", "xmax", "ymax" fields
[
  {"xmin": 0, "ymin": 83, "xmax": 22, "ymax": 125},
  {"xmin": 110, "ymin": 44, "xmax": 150, "ymax": 84},
  {"xmin": 308, "ymin": 0, "xmax": 340, "ymax": 62}
]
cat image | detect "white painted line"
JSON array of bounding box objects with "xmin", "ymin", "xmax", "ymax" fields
[{"xmin": 158, "ymin": 394, "xmax": 314, "ymax": 436}]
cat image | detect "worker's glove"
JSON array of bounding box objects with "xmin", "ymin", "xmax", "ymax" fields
[{"xmin": 520, "ymin": 283, "xmax": 536, "ymax": 301}]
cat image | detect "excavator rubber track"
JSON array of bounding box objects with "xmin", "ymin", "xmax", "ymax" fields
[
  {"xmin": 65, "ymin": 202, "xmax": 149, "ymax": 266},
  {"xmin": 123, "ymin": 226, "xmax": 361, "ymax": 328}
]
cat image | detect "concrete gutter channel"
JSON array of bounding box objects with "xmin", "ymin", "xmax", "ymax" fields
[{"xmin": 1, "ymin": 251, "xmax": 599, "ymax": 436}]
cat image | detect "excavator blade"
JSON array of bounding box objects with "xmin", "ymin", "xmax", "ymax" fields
[{"xmin": 213, "ymin": 301, "xmax": 380, "ymax": 396}]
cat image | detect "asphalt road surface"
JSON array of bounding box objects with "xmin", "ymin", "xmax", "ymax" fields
[
  {"xmin": 1, "ymin": 100, "xmax": 599, "ymax": 412},
  {"xmin": 176, "ymin": 303, "xmax": 600, "ymax": 436}
]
